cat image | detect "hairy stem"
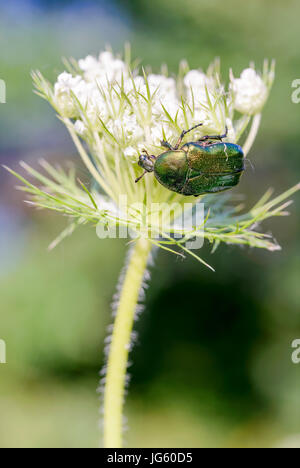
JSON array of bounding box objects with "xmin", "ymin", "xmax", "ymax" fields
[{"xmin": 103, "ymin": 238, "xmax": 152, "ymax": 448}]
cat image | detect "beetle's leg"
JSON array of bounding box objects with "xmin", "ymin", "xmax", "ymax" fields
[
  {"xmin": 161, "ymin": 123, "xmax": 204, "ymax": 150},
  {"xmin": 160, "ymin": 140, "xmax": 174, "ymax": 151},
  {"xmin": 135, "ymin": 170, "xmax": 147, "ymax": 183},
  {"xmin": 197, "ymin": 126, "xmax": 228, "ymax": 143},
  {"xmin": 197, "ymin": 135, "xmax": 219, "ymax": 143},
  {"xmin": 142, "ymin": 148, "xmax": 150, "ymax": 156},
  {"xmin": 220, "ymin": 125, "xmax": 228, "ymax": 139},
  {"xmin": 174, "ymin": 123, "xmax": 203, "ymax": 149}
]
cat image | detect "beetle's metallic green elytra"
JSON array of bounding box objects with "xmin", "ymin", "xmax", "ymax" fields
[{"xmin": 135, "ymin": 123, "xmax": 245, "ymax": 196}]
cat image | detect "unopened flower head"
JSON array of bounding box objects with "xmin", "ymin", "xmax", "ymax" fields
[{"xmin": 230, "ymin": 65, "xmax": 274, "ymax": 115}]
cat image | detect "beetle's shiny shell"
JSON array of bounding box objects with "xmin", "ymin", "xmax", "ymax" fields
[{"xmin": 154, "ymin": 142, "xmax": 244, "ymax": 196}]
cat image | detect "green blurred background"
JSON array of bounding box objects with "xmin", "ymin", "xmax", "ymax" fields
[{"xmin": 0, "ymin": 0, "xmax": 299, "ymax": 448}]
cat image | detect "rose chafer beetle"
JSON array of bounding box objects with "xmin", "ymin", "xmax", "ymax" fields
[{"xmin": 135, "ymin": 123, "xmax": 245, "ymax": 196}]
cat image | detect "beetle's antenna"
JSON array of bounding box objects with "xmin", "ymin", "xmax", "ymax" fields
[
  {"xmin": 183, "ymin": 122, "xmax": 204, "ymax": 137},
  {"xmin": 245, "ymin": 157, "xmax": 255, "ymax": 172},
  {"xmin": 135, "ymin": 171, "xmax": 147, "ymax": 183}
]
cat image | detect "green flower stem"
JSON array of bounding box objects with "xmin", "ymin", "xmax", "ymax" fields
[
  {"xmin": 243, "ymin": 113, "xmax": 261, "ymax": 156},
  {"xmin": 103, "ymin": 238, "xmax": 152, "ymax": 448}
]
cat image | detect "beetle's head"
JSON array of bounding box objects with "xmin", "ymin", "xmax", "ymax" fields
[
  {"xmin": 138, "ymin": 153, "xmax": 155, "ymax": 172},
  {"xmin": 135, "ymin": 153, "xmax": 155, "ymax": 183}
]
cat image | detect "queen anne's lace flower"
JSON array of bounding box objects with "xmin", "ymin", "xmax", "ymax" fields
[
  {"xmin": 230, "ymin": 68, "xmax": 268, "ymax": 115},
  {"xmin": 184, "ymin": 69, "xmax": 215, "ymax": 103},
  {"xmin": 54, "ymin": 72, "xmax": 83, "ymax": 118},
  {"xmin": 37, "ymin": 51, "xmax": 279, "ymax": 263},
  {"xmin": 147, "ymin": 74, "xmax": 179, "ymax": 116},
  {"xmin": 48, "ymin": 53, "xmax": 277, "ymax": 227},
  {"xmin": 9, "ymin": 49, "xmax": 300, "ymax": 452},
  {"xmin": 52, "ymin": 53, "xmax": 274, "ymax": 166},
  {"xmin": 79, "ymin": 51, "xmax": 127, "ymax": 86}
]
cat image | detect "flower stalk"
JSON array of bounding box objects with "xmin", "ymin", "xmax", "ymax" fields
[
  {"xmin": 103, "ymin": 238, "xmax": 152, "ymax": 448},
  {"xmin": 5, "ymin": 48, "xmax": 300, "ymax": 448},
  {"xmin": 243, "ymin": 113, "xmax": 262, "ymax": 157}
]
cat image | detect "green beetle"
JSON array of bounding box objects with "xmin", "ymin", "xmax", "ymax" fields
[{"xmin": 135, "ymin": 123, "xmax": 244, "ymax": 196}]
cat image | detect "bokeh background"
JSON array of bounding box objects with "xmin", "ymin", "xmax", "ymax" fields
[{"xmin": 0, "ymin": 0, "xmax": 299, "ymax": 448}]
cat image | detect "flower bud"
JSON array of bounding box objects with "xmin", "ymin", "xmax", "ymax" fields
[{"xmin": 230, "ymin": 68, "xmax": 267, "ymax": 115}]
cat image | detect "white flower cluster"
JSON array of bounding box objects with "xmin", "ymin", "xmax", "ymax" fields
[
  {"xmin": 28, "ymin": 53, "xmax": 295, "ymax": 263},
  {"xmin": 53, "ymin": 51, "xmax": 273, "ymax": 165},
  {"xmin": 48, "ymin": 50, "xmax": 275, "ymax": 207}
]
